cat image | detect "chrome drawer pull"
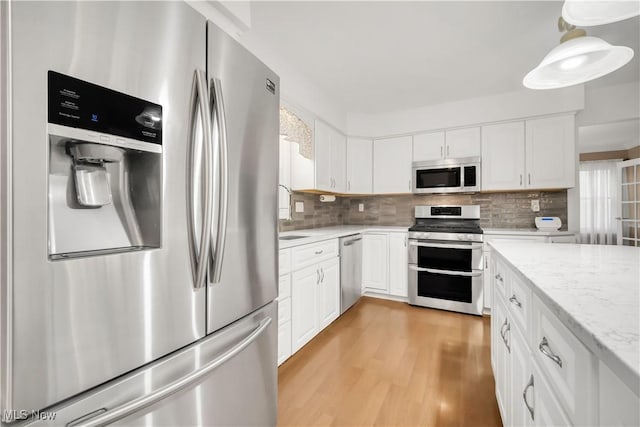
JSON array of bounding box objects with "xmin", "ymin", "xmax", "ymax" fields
[
  {"xmin": 539, "ymin": 337, "xmax": 562, "ymax": 367},
  {"xmin": 494, "ymin": 273, "xmax": 503, "ymax": 282},
  {"xmin": 499, "ymin": 318, "xmax": 508, "ymax": 339},
  {"xmin": 503, "ymin": 323, "xmax": 510, "ymax": 352},
  {"xmin": 522, "ymin": 374, "xmax": 535, "ymax": 421},
  {"xmin": 509, "ymin": 295, "xmax": 522, "ymax": 308},
  {"xmin": 315, "ymin": 250, "xmax": 323, "ymax": 255}
]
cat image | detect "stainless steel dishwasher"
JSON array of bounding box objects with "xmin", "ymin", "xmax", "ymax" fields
[{"xmin": 339, "ymin": 234, "xmax": 363, "ymax": 314}]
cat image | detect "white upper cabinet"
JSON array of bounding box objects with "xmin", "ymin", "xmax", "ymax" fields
[
  {"xmin": 482, "ymin": 115, "xmax": 576, "ymax": 192},
  {"xmin": 346, "ymin": 137, "xmax": 373, "ymax": 194},
  {"xmin": 446, "ymin": 127, "xmax": 481, "ymax": 158},
  {"xmin": 314, "ymin": 120, "xmax": 334, "ymax": 192},
  {"xmin": 373, "ymin": 136, "xmax": 413, "ymax": 194},
  {"xmin": 413, "ymin": 132, "xmax": 445, "ymax": 162},
  {"xmin": 413, "ymin": 127, "xmax": 480, "ymax": 162},
  {"xmin": 482, "ymin": 121, "xmax": 526, "ymax": 191},
  {"xmin": 331, "ymin": 130, "xmax": 347, "ymax": 193},
  {"xmin": 525, "ymin": 115, "xmax": 575, "ymax": 189},
  {"xmin": 313, "ymin": 120, "xmax": 346, "ymax": 193}
]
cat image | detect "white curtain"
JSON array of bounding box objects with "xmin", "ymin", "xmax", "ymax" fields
[{"xmin": 579, "ymin": 160, "xmax": 619, "ymax": 245}]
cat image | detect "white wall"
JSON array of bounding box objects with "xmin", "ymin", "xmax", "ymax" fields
[
  {"xmin": 347, "ymin": 86, "xmax": 584, "ymax": 138},
  {"xmin": 578, "ymin": 81, "xmax": 640, "ymax": 127}
]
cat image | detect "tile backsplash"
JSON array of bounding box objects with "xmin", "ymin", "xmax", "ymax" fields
[{"xmin": 279, "ymin": 190, "xmax": 567, "ymax": 232}]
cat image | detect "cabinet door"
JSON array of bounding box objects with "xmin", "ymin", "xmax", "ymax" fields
[
  {"xmin": 413, "ymin": 132, "xmax": 444, "ymax": 162},
  {"xmin": 362, "ymin": 233, "xmax": 389, "ymax": 292},
  {"xmin": 525, "ymin": 115, "xmax": 575, "ymax": 189},
  {"xmin": 277, "ymin": 320, "xmax": 292, "ymax": 366},
  {"xmin": 510, "ymin": 327, "xmax": 534, "ymax": 427},
  {"xmin": 483, "ymin": 248, "xmax": 492, "ymax": 311},
  {"xmin": 388, "ymin": 233, "xmax": 408, "ymax": 297},
  {"xmin": 373, "ymin": 136, "xmax": 413, "ymax": 194},
  {"xmin": 317, "ymin": 257, "xmax": 340, "ymax": 330},
  {"xmin": 314, "ymin": 120, "xmax": 332, "ymax": 192},
  {"xmin": 445, "ymin": 127, "xmax": 480, "ymax": 158},
  {"xmin": 493, "ymin": 299, "xmax": 510, "ymax": 426},
  {"xmin": 291, "ymin": 264, "xmax": 318, "ymax": 353},
  {"xmin": 346, "ymin": 137, "xmax": 373, "ymax": 194},
  {"xmin": 331, "ymin": 129, "xmax": 347, "ymax": 193},
  {"xmin": 482, "ymin": 121, "xmax": 525, "ymax": 191},
  {"xmin": 532, "ymin": 361, "xmax": 573, "ymax": 427}
]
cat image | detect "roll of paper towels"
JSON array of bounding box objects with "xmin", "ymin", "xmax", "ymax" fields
[{"xmin": 319, "ymin": 195, "xmax": 336, "ymax": 202}]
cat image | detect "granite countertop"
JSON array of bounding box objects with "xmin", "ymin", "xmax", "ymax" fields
[
  {"xmin": 279, "ymin": 225, "xmax": 409, "ymax": 249},
  {"xmin": 483, "ymin": 228, "xmax": 574, "ymax": 236},
  {"xmin": 489, "ymin": 240, "xmax": 640, "ymax": 395}
]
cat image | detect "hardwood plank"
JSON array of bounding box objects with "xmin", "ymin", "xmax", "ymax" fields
[{"xmin": 278, "ymin": 297, "xmax": 502, "ymax": 426}]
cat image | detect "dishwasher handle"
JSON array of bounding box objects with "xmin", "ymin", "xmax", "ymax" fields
[{"xmin": 343, "ymin": 237, "xmax": 362, "ymax": 247}]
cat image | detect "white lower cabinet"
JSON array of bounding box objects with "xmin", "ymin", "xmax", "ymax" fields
[
  {"xmin": 491, "ymin": 251, "xmax": 636, "ymax": 427},
  {"xmin": 287, "ymin": 240, "xmax": 341, "ymax": 356},
  {"xmin": 362, "ymin": 232, "xmax": 408, "ymax": 298},
  {"xmin": 277, "ymin": 249, "xmax": 293, "ymax": 366},
  {"xmin": 277, "ymin": 320, "xmax": 292, "ymax": 366}
]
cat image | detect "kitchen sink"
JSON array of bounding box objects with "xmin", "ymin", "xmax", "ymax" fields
[{"xmin": 279, "ymin": 235, "xmax": 309, "ymax": 240}]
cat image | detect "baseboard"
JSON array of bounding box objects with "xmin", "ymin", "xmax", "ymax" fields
[{"xmin": 362, "ymin": 291, "xmax": 409, "ymax": 303}]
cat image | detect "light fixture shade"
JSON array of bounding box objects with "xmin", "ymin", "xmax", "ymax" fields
[
  {"xmin": 523, "ymin": 36, "xmax": 634, "ymax": 89},
  {"xmin": 562, "ymin": 0, "xmax": 640, "ymax": 26}
]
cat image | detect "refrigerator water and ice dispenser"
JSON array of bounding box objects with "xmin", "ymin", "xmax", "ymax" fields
[{"xmin": 47, "ymin": 71, "xmax": 162, "ymax": 258}]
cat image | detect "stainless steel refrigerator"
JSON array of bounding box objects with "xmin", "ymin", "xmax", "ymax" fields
[{"xmin": 0, "ymin": 1, "xmax": 279, "ymax": 425}]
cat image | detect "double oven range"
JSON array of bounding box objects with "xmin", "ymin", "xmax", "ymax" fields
[{"xmin": 408, "ymin": 205, "xmax": 484, "ymax": 316}]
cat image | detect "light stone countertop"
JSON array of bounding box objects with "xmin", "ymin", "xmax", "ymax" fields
[
  {"xmin": 483, "ymin": 228, "xmax": 574, "ymax": 236},
  {"xmin": 279, "ymin": 225, "xmax": 409, "ymax": 249},
  {"xmin": 489, "ymin": 240, "xmax": 640, "ymax": 395}
]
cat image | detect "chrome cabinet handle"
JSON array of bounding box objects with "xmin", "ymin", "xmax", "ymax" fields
[
  {"xmin": 315, "ymin": 249, "xmax": 323, "ymax": 255},
  {"xmin": 500, "ymin": 319, "xmax": 510, "ymax": 352},
  {"xmin": 321, "ymin": 268, "xmax": 324, "ymax": 283},
  {"xmin": 494, "ymin": 273, "xmax": 503, "ymax": 282},
  {"xmin": 187, "ymin": 70, "xmax": 214, "ymax": 290},
  {"xmin": 73, "ymin": 318, "xmax": 272, "ymax": 427},
  {"xmin": 509, "ymin": 295, "xmax": 522, "ymax": 308},
  {"xmin": 347, "ymin": 181, "xmax": 350, "ymax": 191},
  {"xmin": 520, "ymin": 174, "xmax": 523, "ymax": 186},
  {"xmin": 316, "ymin": 269, "xmax": 320, "ymax": 285},
  {"xmin": 485, "ymin": 257, "xmax": 488, "ymax": 269},
  {"xmin": 499, "ymin": 318, "xmax": 508, "ymax": 339},
  {"xmin": 446, "ymin": 145, "xmax": 450, "ymax": 156},
  {"xmin": 523, "ymin": 374, "xmax": 535, "ymax": 421},
  {"xmin": 440, "ymin": 146, "xmax": 443, "ymax": 157},
  {"xmin": 210, "ymin": 77, "xmax": 229, "ymax": 284},
  {"xmin": 539, "ymin": 337, "xmax": 562, "ymax": 367},
  {"xmin": 528, "ymin": 173, "xmax": 531, "ymax": 185}
]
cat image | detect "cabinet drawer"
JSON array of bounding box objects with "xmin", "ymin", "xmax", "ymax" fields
[
  {"xmin": 277, "ymin": 320, "xmax": 292, "ymax": 366},
  {"xmin": 507, "ymin": 271, "xmax": 531, "ymax": 336},
  {"xmin": 532, "ymin": 294, "xmax": 597, "ymax": 425},
  {"xmin": 278, "ymin": 297, "xmax": 291, "ymax": 325},
  {"xmin": 279, "ymin": 274, "xmax": 291, "ymax": 299},
  {"xmin": 279, "ymin": 249, "xmax": 291, "ymax": 275},
  {"xmin": 532, "ymin": 359, "xmax": 572, "ymax": 427},
  {"xmin": 292, "ymin": 239, "xmax": 338, "ymax": 270},
  {"xmin": 492, "ymin": 258, "xmax": 509, "ymax": 299}
]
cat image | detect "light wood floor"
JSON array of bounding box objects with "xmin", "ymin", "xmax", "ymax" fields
[{"xmin": 278, "ymin": 297, "xmax": 502, "ymax": 427}]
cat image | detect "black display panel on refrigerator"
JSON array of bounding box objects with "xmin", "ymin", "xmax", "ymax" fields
[{"xmin": 47, "ymin": 71, "xmax": 163, "ymax": 145}]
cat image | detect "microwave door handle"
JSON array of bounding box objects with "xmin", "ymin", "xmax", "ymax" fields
[
  {"xmin": 409, "ymin": 266, "xmax": 482, "ymax": 277},
  {"xmin": 210, "ymin": 77, "xmax": 229, "ymax": 284},
  {"xmin": 187, "ymin": 70, "xmax": 213, "ymax": 289},
  {"xmin": 409, "ymin": 241, "xmax": 483, "ymax": 251}
]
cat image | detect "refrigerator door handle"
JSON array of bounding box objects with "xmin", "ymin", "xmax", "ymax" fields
[
  {"xmin": 71, "ymin": 317, "xmax": 273, "ymax": 427},
  {"xmin": 187, "ymin": 70, "xmax": 214, "ymax": 289},
  {"xmin": 210, "ymin": 77, "xmax": 229, "ymax": 284}
]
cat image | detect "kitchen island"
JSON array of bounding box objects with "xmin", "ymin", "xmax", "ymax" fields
[{"xmin": 489, "ymin": 240, "xmax": 639, "ymax": 426}]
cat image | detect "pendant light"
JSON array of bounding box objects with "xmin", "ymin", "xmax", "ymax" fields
[
  {"xmin": 563, "ymin": 0, "xmax": 640, "ymax": 26},
  {"xmin": 523, "ymin": 17, "xmax": 634, "ymax": 90}
]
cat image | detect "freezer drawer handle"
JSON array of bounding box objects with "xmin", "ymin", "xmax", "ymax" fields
[
  {"xmin": 187, "ymin": 70, "xmax": 214, "ymax": 289},
  {"xmin": 72, "ymin": 317, "xmax": 272, "ymax": 427},
  {"xmin": 210, "ymin": 77, "xmax": 229, "ymax": 284}
]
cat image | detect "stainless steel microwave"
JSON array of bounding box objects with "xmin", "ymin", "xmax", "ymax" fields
[{"xmin": 412, "ymin": 157, "xmax": 481, "ymax": 194}]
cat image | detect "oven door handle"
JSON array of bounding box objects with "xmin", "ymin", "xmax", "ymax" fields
[
  {"xmin": 409, "ymin": 241, "xmax": 483, "ymax": 250},
  {"xmin": 408, "ymin": 265, "xmax": 483, "ymax": 277}
]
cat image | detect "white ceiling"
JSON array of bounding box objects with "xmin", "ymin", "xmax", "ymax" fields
[
  {"xmin": 248, "ymin": 1, "xmax": 640, "ymax": 115},
  {"xmin": 579, "ymin": 118, "xmax": 640, "ymax": 152}
]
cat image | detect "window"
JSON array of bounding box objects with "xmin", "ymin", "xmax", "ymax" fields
[{"xmin": 579, "ymin": 160, "xmax": 619, "ymax": 245}]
